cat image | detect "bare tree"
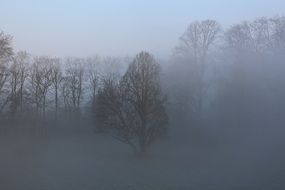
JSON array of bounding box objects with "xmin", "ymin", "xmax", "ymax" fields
[
  {"xmin": 8, "ymin": 57, "xmax": 21, "ymax": 115},
  {"xmin": 63, "ymin": 58, "xmax": 85, "ymax": 116},
  {"xmin": 31, "ymin": 57, "xmax": 53, "ymax": 119},
  {"xmin": 8, "ymin": 51, "xmax": 30, "ymax": 116},
  {"xmin": 51, "ymin": 58, "xmax": 62, "ymax": 119},
  {"xmin": 226, "ymin": 19, "xmax": 273, "ymax": 55},
  {"xmin": 225, "ymin": 16, "xmax": 285, "ymax": 56},
  {"xmin": 0, "ymin": 31, "xmax": 13, "ymax": 114},
  {"xmin": 221, "ymin": 17, "xmax": 285, "ymax": 127},
  {"xmin": 61, "ymin": 77, "xmax": 72, "ymax": 116},
  {"xmin": 176, "ymin": 20, "xmax": 221, "ymax": 63},
  {"xmin": 271, "ymin": 16, "xmax": 285, "ymax": 49},
  {"xmin": 0, "ymin": 63, "xmax": 9, "ymax": 114},
  {"xmin": 95, "ymin": 52, "xmax": 168, "ymax": 154},
  {"xmin": 0, "ymin": 31, "xmax": 13, "ymax": 62},
  {"xmin": 173, "ymin": 20, "xmax": 221, "ymax": 118},
  {"xmin": 86, "ymin": 57, "xmax": 100, "ymax": 106},
  {"xmin": 17, "ymin": 52, "xmax": 30, "ymax": 113}
]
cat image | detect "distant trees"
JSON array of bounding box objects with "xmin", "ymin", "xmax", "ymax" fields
[
  {"xmin": 176, "ymin": 20, "xmax": 221, "ymax": 63},
  {"xmin": 0, "ymin": 32, "xmax": 13, "ymax": 114},
  {"xmin": 86, "ymin": 57, "xmax": 100, "ymax": 108},
  {"xmin": 171, "ymin": 20, "xmax": 221, "ymax": 123},
  {"xmin": 63, "ymin": 58, "xmax": 85, "ymax": 117},
  {"xmin": 1, "ymin": 16, "xmax": 285, "ymax": 155},
  {"xmin": 51, "ymin": 58, "xmax": 62, "ymax": 119},
  {"xmin": 219, "ymin": 16, "xmax": 285, "ymax": 127},
  {"xmin": 272, "ymin": 17, "xmax": 285, "ymax": 49},
  {"xmin": 8, "ymin": 52, "xmax": 30, "ymax": 116},
  {"xmin": 31, "ymin": 57, "xmax": 54, "ymax": 118},
  {"xmin": 169, "ymin": 17, "xmax": 285, "ymax": 129},
  {"xmin": 0, "ymin": 32, "xmax": 13, "ymax": 62},
  {"xmin": 226, "ymin": 17, "xmax": 285, "ymax": 54},
  {"xmin": 95, "ymin": 52, "xmax": 168, "ymax": 154}
]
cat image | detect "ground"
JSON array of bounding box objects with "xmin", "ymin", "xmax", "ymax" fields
[{"xmin": 0, "ymin": 125, "xmax": 284, "ymax": 190}]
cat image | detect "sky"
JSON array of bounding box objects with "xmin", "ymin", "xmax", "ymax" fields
[{"xmin": 1, "ymin": 0, "xmax": 285, "ymax": 58}]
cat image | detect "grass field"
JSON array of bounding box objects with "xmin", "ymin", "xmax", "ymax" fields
[{"xmin": 0, "ymin": 125, "xmax": 284, "ymax": 190}]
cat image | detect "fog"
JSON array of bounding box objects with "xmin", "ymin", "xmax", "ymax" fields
[
  {"xmin": 2, "ymin": 0, "xmax": 285, "ymax": 57},
  {"xmin": 1, "ymin": 2, "xmax": 285, "ymax": 190}
]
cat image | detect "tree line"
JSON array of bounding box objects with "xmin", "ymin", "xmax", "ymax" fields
[{"xmin": 1, "ymin": 16, "xmax": 285, "ymax": 154}]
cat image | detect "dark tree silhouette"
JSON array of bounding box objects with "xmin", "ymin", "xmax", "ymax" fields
[{"xmin": 95, "ymin": 52, "xmax": 168, "ymax": 154}]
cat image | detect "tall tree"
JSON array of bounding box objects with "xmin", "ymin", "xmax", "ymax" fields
[
  {"xmin": 31, "ymin": 57, "xmax": 53, "ymax": 119},
  {"xmin": 51, "ymin": 58, "xmax": 62, "ymax": 120},
  {"xmin": 176, "ymin": 20, "xmax": 221, "ymax": 63},
  {"xmin": 173, "ymin": 20, "xmax": 221, "ymax": 119},
  {"xmin": 86, "ymin": 57, "xmax": 100, "ymax": 107},
  {"xmin": 95, "ymin": 52, "xmax": 168, "ymax": 154},
  {"xmin": 8, "ymin": 51, "xmax": 30, "ymax": 116},
  {"xmin": 63, "ymin": 58, "xmax": 84, "ymax": 116},
  {"xmin": 0, "ymin": 31, "xmax": 13, "ymax": 114}
]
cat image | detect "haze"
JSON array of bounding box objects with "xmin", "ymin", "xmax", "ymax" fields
[
  {"xmin": 1, "ymin": 1, "xmax": 285, "ymax": 190},
  {"xmin": 1, "ymin": 0, "xmax": 285, "ymax": 57}
]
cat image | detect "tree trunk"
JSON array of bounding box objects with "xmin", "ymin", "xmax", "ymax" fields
[
  {"xmin": 43, "ymin": 95, "xmax": 46, "ymax": 120},
  {"xmin": 55, "ymin": 83, "xmax": 58, "ymax": 120},
  {"xmin": 139, "ymin": 118, "xmax": 147, "ymax": 155}
]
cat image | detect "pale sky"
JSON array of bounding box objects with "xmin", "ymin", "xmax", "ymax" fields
[{"xmin": 1, "ymin": 0, "xmax": 285, "ymax": 58}]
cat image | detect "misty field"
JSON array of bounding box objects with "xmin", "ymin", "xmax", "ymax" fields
[
  {"xmin": 0, "ymin": 124, "xmax": 284, "ymax": 190},
  {"xmin": 2, "ymin": 1, "xmax": 285, "ymax": 189}
]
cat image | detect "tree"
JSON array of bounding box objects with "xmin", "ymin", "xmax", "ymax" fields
[
  {"xmin": 86, "ymin": 57, "xmax": 100, "ymax": 107},
  {"xmin": 62, "ymin": 58, "xmax": 84, "ymax": 116},
  {"xmin": 172, "ymin": 20, "xmax": 221, "ymax": 120},
  {"xmin": 8, "ymin": 51, "xmax": 30, "ymax": 116},
  {"xmin": 176, "ymin": 20, "xmax": 221, "ymax": 63},
  {"xmin": 271, "ymin": 16, "xmax": 285, "ymax": 49},
  {"xmin": 0, "ymin": 31, "xmax": 13, "ymax": 114},
  {"xmin": 0, "ymin": 31, "xmax": 13, "ymax": 62},
  {"xmin": 51, "ymin": 58, "xmax": 62, "ymax": 119},
  {"xmin": 219, "ymin": 17, "xmax": 285, "ymax": 127},
  {"xmin": 225, "ymin": 17, "xmax": 285, "ymax": 55},
  {"xmin": 95, "ymin": 52, "xmax": 168, "ymax": 155},
  {"xmin": 31, "ymin": 57, "xmax": 53, "ymax": 119}
]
